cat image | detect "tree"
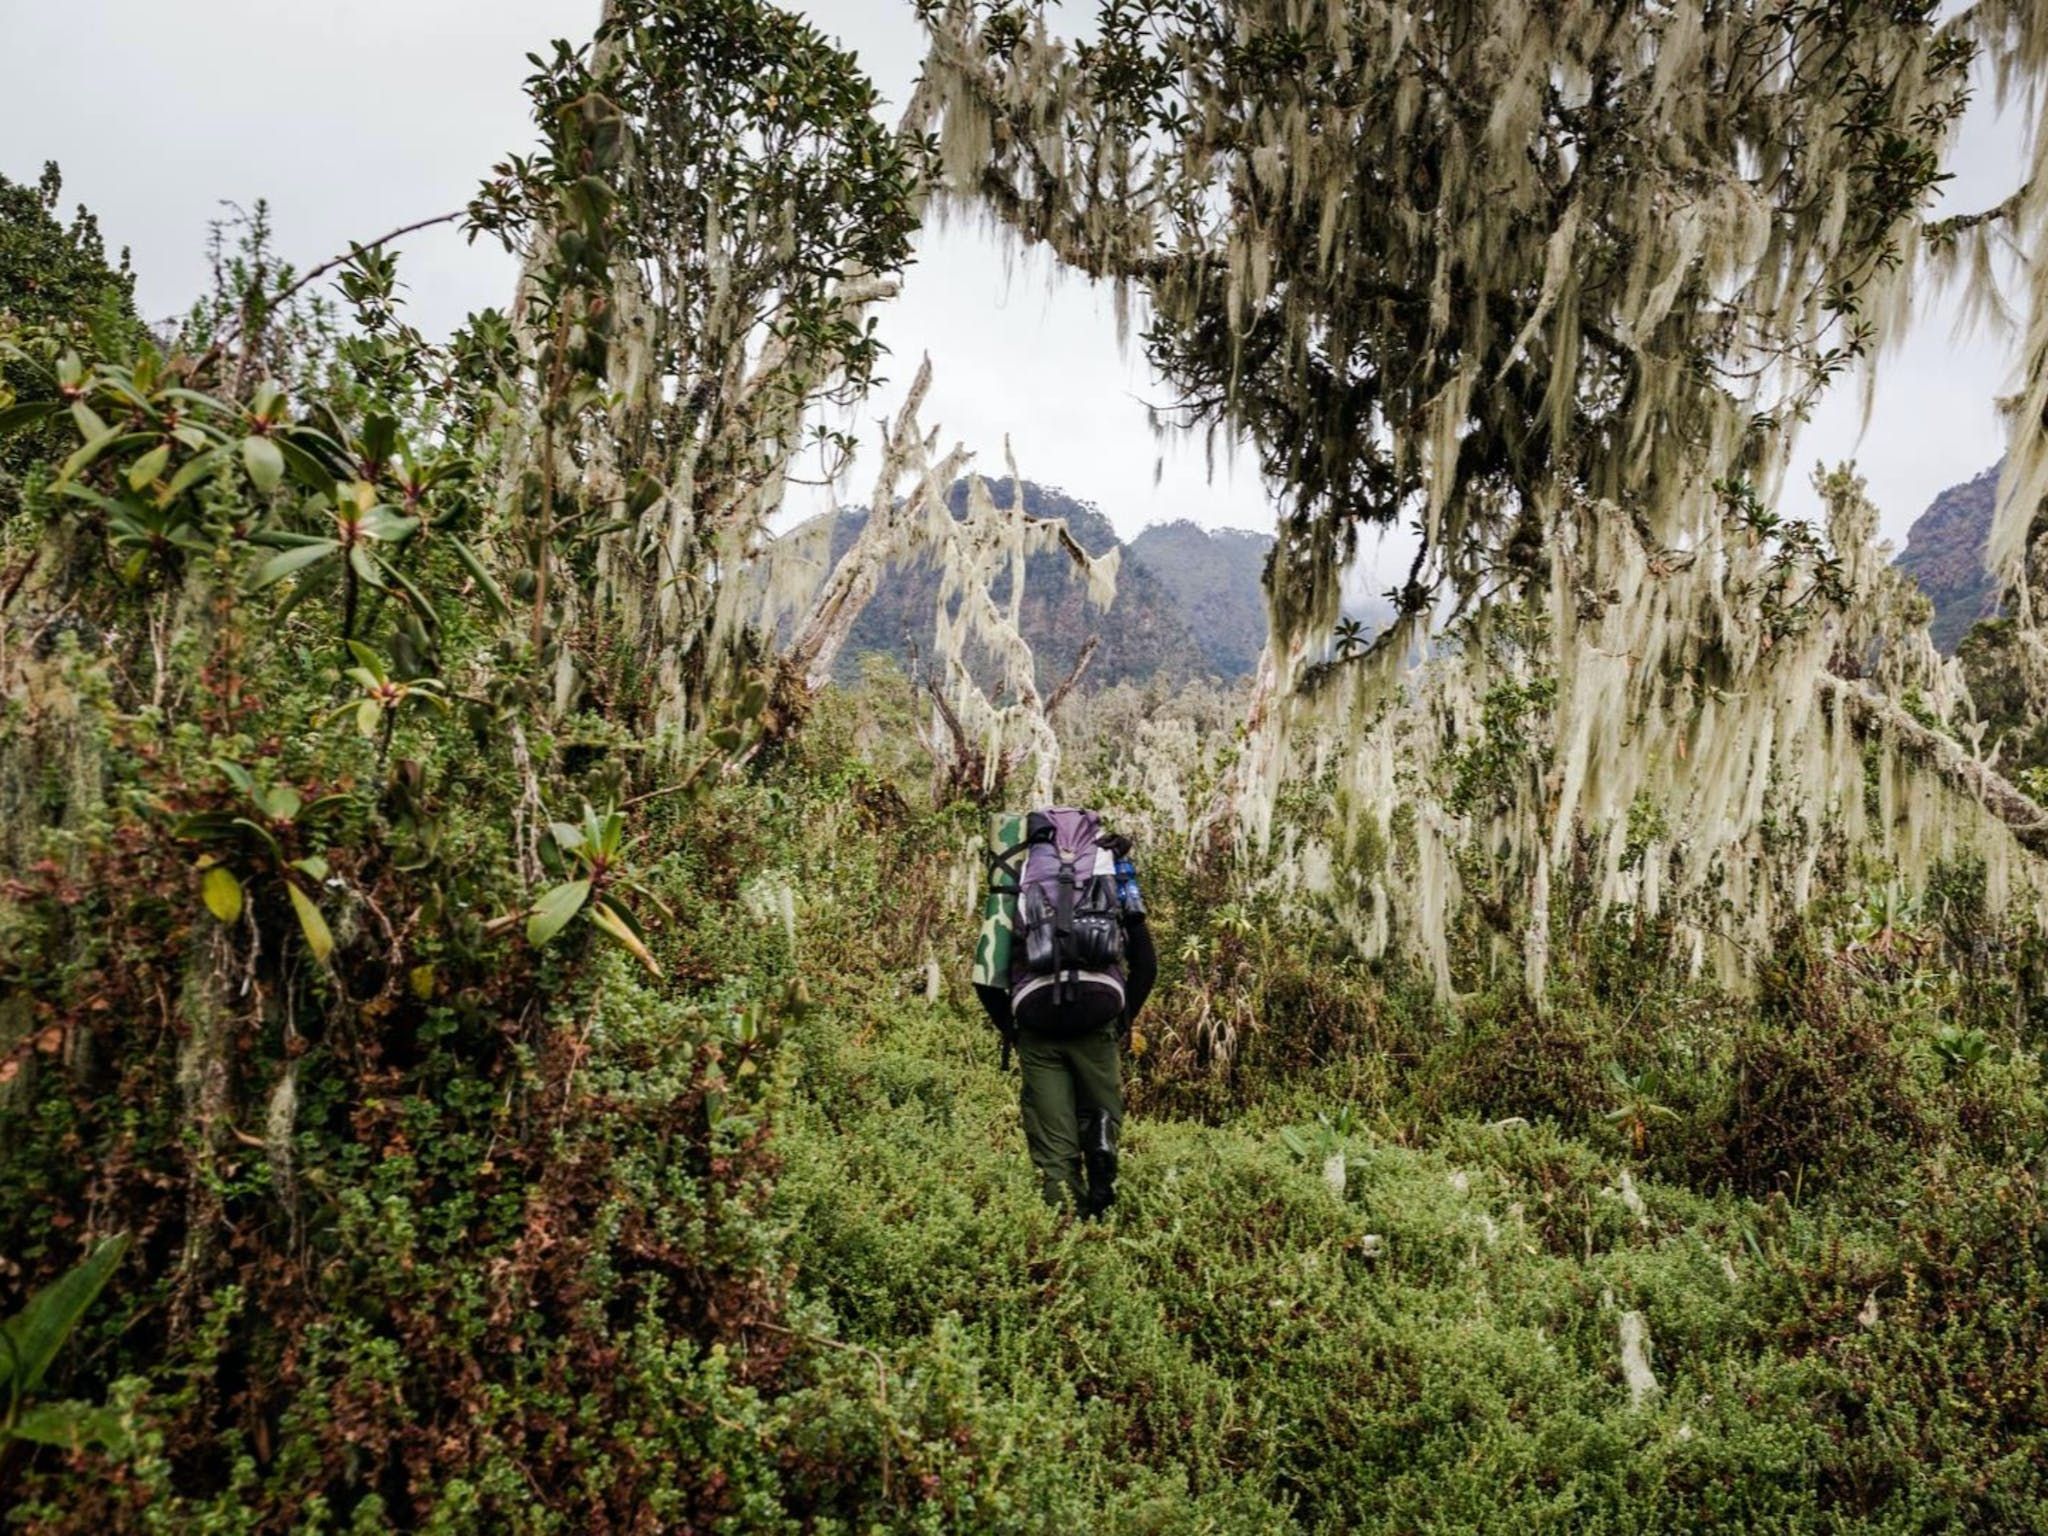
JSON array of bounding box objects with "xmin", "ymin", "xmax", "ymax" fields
[
  {"xmin": 471, "ymin": 0, "xmax": 929, "ymax": 739},
  {"xmin": 775, "ymin": 356, "xmax": 1116, "ymax": 797},
  {"xmin": 0, "ymin": 164, "xmax": 139, "ymax": 518},
  {"xmin": 919, "ymin": 0, "xmax": 2048, "ymax": 989}
]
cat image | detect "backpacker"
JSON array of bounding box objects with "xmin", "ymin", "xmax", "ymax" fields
[{"xmin": 991, "ymin": 807, "xmax": 1127, "ymax": 1035}]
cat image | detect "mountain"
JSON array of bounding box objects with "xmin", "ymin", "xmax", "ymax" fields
[
  {"xmin": 1125, "ymin": 520, "xmax": 1274, "ymax": 681},
  {"xmin": 1894, "ymin": 461, "xmax": 2003, "ymax": 653},
  {"xmin": 815, "ymin": 480, "xmax": 1273, "ymax": 690}
]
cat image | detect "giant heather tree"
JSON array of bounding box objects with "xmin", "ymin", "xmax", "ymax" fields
[
  {"xmin": 473, "ymin": 0, "xmax": 928, "ymax": 734},
  {"xmin": 920, "ymin": 0, "xmax": 2048, "ymax": 989}
]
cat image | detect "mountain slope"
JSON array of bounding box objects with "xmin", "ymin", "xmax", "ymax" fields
[
  {"xmin": 1126, "ymin": 520, "xmax": 1274, "ymax": 681},
  {"xmin": 1894, "ymin": 461, "xmax": 2003, "ymax": 652},
  {"xmin": 818, "ymin": 480, "xmax": 1272, "ymax": 690}
]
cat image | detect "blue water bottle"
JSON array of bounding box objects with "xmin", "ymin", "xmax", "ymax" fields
[{"xmin": 1114, "ymin": 854, "xmax": 1144, "ymax": 916}]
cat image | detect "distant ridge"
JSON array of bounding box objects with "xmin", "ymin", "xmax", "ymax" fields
[
  {"xmin": 1893, "ymin": 462, "xmax": 2003, "ymax": 653},
  {"xmin": 1126, "ymin": 520, "xmax": 1274, "ymax": 681},
  {"xmin": 815, "ymin": 480, "xmax": 1277, "ymax": 689}
]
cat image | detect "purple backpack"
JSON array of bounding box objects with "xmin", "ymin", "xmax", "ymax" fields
[{"xmin": 1007, "ymin": 807, "xmax": 1127, "ymax": 1031}]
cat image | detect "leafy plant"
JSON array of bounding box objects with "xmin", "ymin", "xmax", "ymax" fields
[
  {"xmin": 174, "ymin": 758, "xmax": 347, "ymax": 961},
  {"xmin": 1931, "ymin": 1024, "xmax": 1993, "ymax": 1076},
  {"xmin": 0, "ymin": 348, "xmax": 305, "ymax": 584},
  {"xmin": 1603, "ymin": 1061, "xmax": 1680, "ymax": 1155},
  {"xmin": 326, "ymin": 638, "xmax": 448, "ymax": 747},
  {"xmin": 247, "ymin": 475, "xmax": 425, "ymax": 640},
  {"xmin": 1, "ymin": 1233, "xmax": 131, "ymax": 1455},
  {"xmin": 526, "ymin": 803, "xmax": 672, "ymax": 975}
]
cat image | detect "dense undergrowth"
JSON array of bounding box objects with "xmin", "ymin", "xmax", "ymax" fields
[
  {"xmin": 778, "ymin": 694, "xmax": 2048, "ymax": 1531},
  {"xmin": 8, "ymin": 619, "xmax": 2047, "ymax": 1530}
]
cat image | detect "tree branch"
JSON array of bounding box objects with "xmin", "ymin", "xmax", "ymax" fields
[
  {"xmin": 1821, "ymin": 673, "xmax": 2048, "ymax": 857},
  {"xmin": 1041, "ymin": 635, "xmax": 1100, "ymax": 716},
  {"xmin": 189, "ymin": 207, "xmax": 470, "ymax": 380}
]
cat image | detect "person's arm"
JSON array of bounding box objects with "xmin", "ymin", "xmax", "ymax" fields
[
  {"xmin": 1106, "ymin": 835, "xmax": 1155, "ymax": 1031},
  {"xmin": 1122, "ymin": 913, "xmax": 1157, "ymax": 1026}
]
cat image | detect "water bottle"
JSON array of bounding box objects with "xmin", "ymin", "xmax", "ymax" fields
[{"xmin": 1113, "ymin": 854, "xmax": 1144, "ymax": 916}]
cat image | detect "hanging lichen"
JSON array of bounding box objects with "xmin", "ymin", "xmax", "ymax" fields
[
  {"xmin": 920, "ymin": 0, "xmax": 2048, "ymax": 991},
  {"xmin": 480, "ymin": 0, "xmax": 930, "ymax": 744}
]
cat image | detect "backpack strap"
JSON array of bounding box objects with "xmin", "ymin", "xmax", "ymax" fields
[
  {"xmin": 1053, "ymin": 844, "xmax": 1082, "ymax": 1005},
  {"xmin": 985, "ymin": 823, "xmax": 1053, "ymax": 892}
]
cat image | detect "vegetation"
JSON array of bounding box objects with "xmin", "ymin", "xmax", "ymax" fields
[
  {"xmin": 0, "ymin": 166, "xmax": 140, "ymax": 517},
  {"xmin": 3, "ymin": 0, "xmax": 2048, "ymax": 1531}
]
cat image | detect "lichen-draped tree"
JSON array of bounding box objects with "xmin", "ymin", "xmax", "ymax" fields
[
  {"xmin": 920, "ymin": 0, "xmax": 2048, "ymax": 990},
  {"xmin": 473, "ymin": 0, "xmax": 928, "ymax": 743},
  {"xmin": 768, "ymin": 355, "xmax": 1119, "ymax": 799}
]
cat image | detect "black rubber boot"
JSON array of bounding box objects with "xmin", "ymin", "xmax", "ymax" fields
[{"xmin": 1078, "ymin": 1106, "xmax": 1118, "ymax": 1218}]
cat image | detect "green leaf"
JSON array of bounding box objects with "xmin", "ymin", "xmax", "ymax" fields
[
  {"xmin": 125, "ymin": 442, "xmax": 170, "ymax": 491},
  {"xmin": 450, "ymin": 538, "xmax": 511, "ymax": 616},
  {"xmin": 245, "ymin": 528, "xmax": 333, "ymax": 549},
  {"xmin": 526, "ymin": 880, "xmax": 591, "ymax": 947},
  {"xmin": 357, "ymin": 699, "xmax": 382, "ymax": 737},
  {"xmin": 229, "ymin": 817, "xmax": 284, "ymax": 865},
  {"xmin": 290, "ymin": 855, "xmax": 330, "ymax": 881},
  {"xmin": 589, "ymin": 899, "xmax": 660, "ymax": 977},
  {"xmin": 361, "ymin": 412, "xmax": 398, "ymax": 467},
  {"xmin": 272, "ymin": 560, "xmax": 338, "ymax": 622},
  {"xmin": 250, "ymin": 540, "xmax": 338, "ymax": 591},
  {"xmin": 201, "ymin": 865, "xmax": 244, "ymax": 924},
  {"xmin": 213, "ymin": 758, "xmax": 256, "ymax": 796},
  {"xmin": 162, "ymin": 444, "xmax": 229, "ymax": 502},
  {"xmin": 378, "ymin": 560, "xmax": 437, "ymax": 628},
  {"xmin": 242, "ymin": 434, "xmax": 285, "ymax": 494},
  {"xmin": 0, "ymin": 400, "xmax": 62, "ymax": 436},
  {"xmin": 68, "ymin": 399, "xmax": 108, "ymax": 442},
  {"xmin": 274, "ymin": 434, "xmax": 338, "ymax": 497},
  {"xmin": 344, "ymin": 639, "xmax": 387, "ymax": 680},
  {"xmin": 0, "ymin": 1233, "xmax": 130, "ymax": 1397},
  {"xmin": 257, "ymin": 784, "xmax": 302, "ymax": 822},
  {"xmin": 286, "ymin": 882, "xmax": 334, "ymax": 962},
  {"xmin": 172, "ymin": 810, "xmax": 239, "ymax": 841},
  {"xmin": 56, "ymin": 427, "xmax": 139, "ymax": 486},
  {"xmin": 9, "ymin": 1399, "xmax": 132, "ymax": 1455},
  {"xmin": 357, "ymin": 507, "xmax": 419, "ymax": 542}
]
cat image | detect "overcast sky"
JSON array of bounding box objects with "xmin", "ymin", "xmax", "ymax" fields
[{"xmin": 2, "ymin": 0, "xmax": 2033, "ymax": 582}]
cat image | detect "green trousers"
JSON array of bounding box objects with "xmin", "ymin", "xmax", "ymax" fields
[{"xmin": 1016, "ymin": 1024, "xmax": 1123, "ymax": 1214}]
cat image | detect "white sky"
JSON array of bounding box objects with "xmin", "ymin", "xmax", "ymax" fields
[{"xmin": 1, "ymin": 0, "xmax": 2032, "ymax": 583}]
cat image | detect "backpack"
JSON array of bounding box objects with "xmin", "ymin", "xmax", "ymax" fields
[{"xmin": 997, "ymin": 807, "xmax": 1127, "ymax": 1035}]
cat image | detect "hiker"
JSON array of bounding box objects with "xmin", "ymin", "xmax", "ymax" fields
[{"xmin": 973, "ymin": 809, "xmax": 1157, "ymax": 1217}]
